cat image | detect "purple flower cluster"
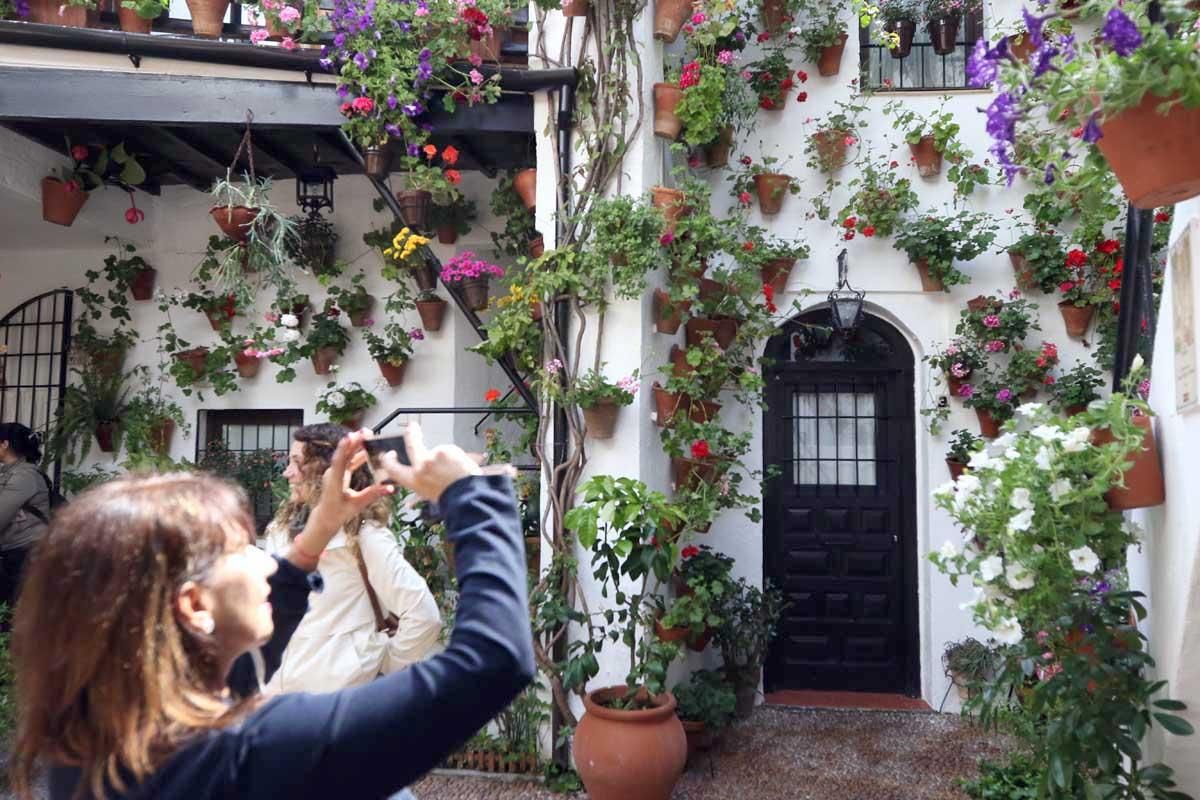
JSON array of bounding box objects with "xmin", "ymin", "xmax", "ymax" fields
[{"xmin": 1102, "ymin": 7, "xmax": 1142, "ymax": 57}]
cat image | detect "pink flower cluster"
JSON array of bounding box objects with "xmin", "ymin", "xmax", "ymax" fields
[
  {"xmin": 410, "ymin": 328, "xmax": 425, "ymax": 341},
  {"xmin": 243, "ymin": 346, "xmax": 285, "ymax": 359},
  {"xmin": 616, "ymin": 375, "xmax": 640, "ymax": 396},
  {"xmin": 982, "ymin": 314, "xmax": 1001, "ymax": 329},
  {"xmin": 985, "ymin": 339, "xmax": 1006, "ymax": 353},
  {"xmin": 716, "ymin": 50, "xmax": 735, "ymax": 66},
  {"xmin": 441, "ymin": 251, "xmax": 505, "ymax": 282},
  {"xmin": 950, "ymin": 362, "xmax": 969, "ymax": 378}
]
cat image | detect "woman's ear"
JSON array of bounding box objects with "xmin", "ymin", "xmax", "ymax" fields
[{"xmin": 176, "ymin": 580, "xmax": 216, "ymax": 636}]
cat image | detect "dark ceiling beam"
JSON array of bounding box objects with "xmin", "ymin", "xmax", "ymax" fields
[
  {"xmin": 120, "ymin": 131, "xmax": 205, "ymax": 192},
  {"xmin": 449, "ymin": 136, "xmax": 497, "ymax": 179},
  {"xmin": 249, "ymin": 135, "xmax": 309, "ymax": 179},
  {"xmin": 156, "ymin": 127, "xmax": 231, "ymax": 175}
]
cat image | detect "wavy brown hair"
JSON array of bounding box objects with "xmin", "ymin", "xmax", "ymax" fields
[
  {"xmin": 273, "ymin": 423, "xmax": 389, "ymax": 540},
  {"xmin": 10, "ymin": 473, "xmax": 256, "ymax": 800}
]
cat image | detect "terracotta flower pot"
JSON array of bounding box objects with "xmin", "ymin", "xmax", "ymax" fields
[
  {"xmin": 947, "ymin": 371, "xmax": 969, "ymax": 396},
  {"xmin": 311, "ymin": 346, "xmax": 340, "ymax": 375},
  {"xmin": 966, "ymin": 295, "xmax": 992, "ymax": 313},
  {"xmin": 457, "ymin": 278, "xmax": 491, "ymax": 311},
  {"xmin": 685, "ymin": 317, "xmax": 736, "ymax": 349},
  {"xmin": 528, "ymin": 235, "xmax": 545, "ymax": 258},
  {"xmin": 1009, "ymin": 32, "xmax": 1036, "ymax": 63},
  {"xmin": 340, "ymin": 411, "xmax": 366, "ymax": 432},
  {"xmin": 760, "ymin": 0, "xmax": 789, "ymax": 34},
  {"xmin": 976, "ymin": 408, "xmax": 1002, "ymax": 439},
  {"xmin": 41, "ymin": 177, "xmax": 89, "ymax": 227},
  {"xmin": 129, "ymin": 267, "xmax": 157, "ymax": 301},
  {"xmin": 653, "ymin": 288, "xmax": 688, "ymax": 335},
  {"xmin": 395, "ymin": 189, "xmax": 433, "ymax": 230},
  {"xmin": 915, "ymin": 259, "xmax": 945, "ymax": 292},
  {"xmin": 687, "ymin": 627, "xmax": 714, "ymax": 652},
  {"xmin": 25, "ymin": 0, "xmax": 96, "ymax": 26},
  {"xmin": 653, "ymin": 0, "xmax": 692, "ymax": 42},
  {"xmin": 561, "ymin": 0, "xmax": 589, "ymax": 15},
  {"xmin": 812, "ymin": 129, "xmax": 851, "ymax": 172},
  {"xmin": 174, "ymin": 347, "xmax": 209, "ymax": 377},
  {"xmin": 513, "ymin": 168, "xmax": 537, "ymax": 211},
  {"xmin": 185, "ymin": 0, "xmax": 230, "ymax": 37},
  {"xmin": 817, "ymin": 32, "xmax": 848, "ymax": 77},
  {"xmin": 409, "ymin": 262, "xmax": 438, "ymax": 293},
  {"xmin": 1065, "ymin": 403, "xmax": 1087, "ymax": 417},
  {"xmin": 702, "ymin": 127, "xmax": 734, "ymax": 168},
  {"xmin": 117, "ymin": 7, "xmax": 154, "ymax": 33},
  {"xmin": 233, "ymin": 351, "xmax": 261, "ymax": 378},
  {"xmin": 762, "ymin": 257, "xmax": 795, "ymax": 295},
  {"xmin": 672, "ymin": 456, "xmax": 718, "ymax": 490},
  {"xmin": 436, "ymin": 224, "xmax": 458, "ymax": 245},
  {"xmin": 1096, "ymin": 94, "xmax": 1200, "ymax": 209},
  {"xmin": 349, "ymin": 305, "xmax": 374, "ymax": 327},
  {"xmin": 927, "ymin": 14, "xmax": 960, "ymax": 56},
  {"xmin": 148, "ymin": 418, "xmax": 175, "ymax": 456},
  {"xmin": 752, "ymin": 173, "xmax": 792, "ymax": 215},
  {"xmin": 653, "ymin": 82, "xmax": 684, "ymax": 140},
  {"xmin": 468, "ymin": 26, "xmax": 505, "ymax": 62},
  {"xmin": 363, "ymin": 146, "xmax": 392, "ymax": 179},
  {"xmin": 910, "ymin": 135, "xmax": 943, "ymax": 177},
  {"xmin": 210, "ymin": 205, "xmax": 258, "ymax": 243},
  {"xmin": 377, "ymin": 359, "xmax": 408, "ymax": 387},
  {"xmin": 652, "ymin": 382, "xmax": 685, "ymax": 427},
  {"xmin": 688, "ymin": 398, "xmax": 721, "ymax": 424},
  {"xmin": 669, "ymin": 345, "xmax": 693, "ymax": 378},
  {"xmin": 416, "ymin": 298, "xmax": 447, "ymax": 331},
  {"xmin": 574, "ymin": 687, "xmax": 686, "ymax": 800},
  {"xmin": 1058, "ymin": 302, "xmax": 1095, "ymax": 337},
  {"xmin": 1094, "ymin": 415, "xmax": 1166, "ymax": 510},
  {"xmin": 205, "ymin": 308, "xmax": 234, "ymax": 331},
  {"xmin": 650, "ymin": 186, "xmax": 686, "ymax": 234},
  {"xmin": 1009, "ymin": 251, "xmax": 1036, "ymax": 292},
  {"xmin": 946, "ymin": 459, "xmax": 966, "ymax": 481},
  {"xmin": 654, "ymin": 619, "xmax": 690, "ymax": 643},
  {"xmin": 885, "ymin": 19, "xmax": 917, "ymax": 58},
  {"xmin": 94, "ymin": 421, "xmax": 117, "ymax": 454},
  {"xmin": 680, "ymin": 719, "xmax": 716, "ymax": 761},
  {"xmin": 582, "ymin": 399, "xmax": 621, "ymax": 440}
]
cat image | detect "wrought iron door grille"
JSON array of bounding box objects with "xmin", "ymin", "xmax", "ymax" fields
[
  {"xmin": 783, "ymin": 381, "xmax": 893, "ymax": 495},
  {"xmin": 858, "ymin": 13, "xmax": 984, "ymax": 91}
]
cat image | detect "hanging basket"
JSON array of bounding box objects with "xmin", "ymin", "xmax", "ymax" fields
[
  {"xmin": 910, "ymin": 135, "xmax": 943, "ymax": 177},
  {"xmin": 363, "ymin": 146, "xmax": 392, "ymax": 179},
  {"xmin": 927, "ymin": 14, "xmax": 960, "ymax": 56},
  {"xmin": 1096, "ymin": 94, "xmax": 1200, "ymax": 209},
  {"xmin": 582, "ymin": 400, "xmax": 621, "ymax": 440},
  {"xmin": 885, "ymin": 20, "xmax": 917, "ymax": 58},
  {"xmin": 416, "ymin": 298, "xmax": 447, "ymax": 331},
  {"xmin": 653, "ymin": 0, "xmax": 692, "ymax": 42},
  {"xmin": 817, "ymin": 32, "xmax": 848, "ymax": 76},
  {"xmin": 210, "ymin": 205, "xmax": 259, "ymax": 243},
  {"xmin": 653, "ymin": 82, "xmax": 684, "ymax": 140},
  {"xmin": 1058, "ymin": 302, "xmax": 1095, "ymax": 337},
  {"xmin": 752, "ymin": 173, "xmax": 792, "ymax": 215},
  {"xmin": 41, "ymin": 177, "xmax": 89, "ymax": 227}
]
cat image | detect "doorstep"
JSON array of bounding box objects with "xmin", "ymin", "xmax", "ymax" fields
[{"xmin": 764, "ymin": 690, "xmax": 933, "ymax": 712}]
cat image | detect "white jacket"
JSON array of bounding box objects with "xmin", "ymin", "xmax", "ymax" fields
[{"xmin": 263, "ymin": 520, "xmax": 442, "ymax": 694}]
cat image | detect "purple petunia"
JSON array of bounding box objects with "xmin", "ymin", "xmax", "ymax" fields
[
  {"xmin": 402, "ymin": 102, "xmax": 423, "ymax": 117},
  {"xmin": 319, "ymin": 58, "xmax": 333, "ymax": 70},
  {"xmin": 1102, "ymin": 7, "xmax": 1142, "ymax": 57},
  {"xmin": 984, "ymin": 91, "xmax": 1020, "ymax": 145},
  {"xmin": 385, "ymin": 124, "xmax": 402, "ymax": 137},
  {"xmin": 1043, "ymin": 163, "xmax": 1057, "ymax": 185},
  {"xmin": 353, "ymin": 51, "xmax": 370, "ymax": 70},
  {"xmin": 387, "ymin": 94, "xmax": 398, "ymax": 109},
  {"xmin": 333, "ymin": 32, "xmax": 346, "ymax": 47},
  {"xmin": 407, "ymin": 143, "xmax": 421, "ymax": 157},
  {"xmin": 1021, "ymin": 6, "xmax": 1056, "ymax": 50},
  {"xmin": 996, "ymin": 388, "xmax": 1013, "ymax": 403},
  {"xmin": 1057, "ymin": 33, "xmax": 1077, "ymax": 64},
  {"xmin": 336, "ymin": 83, "xmax": 350, "ymax": 98},
  {"xmin": 1081, "ymin": 112, "xmax": 1103, "ymax": 144},
  {"xmin": 966, "ymin": 36, "xmax": 1009, "ymax": 88},
  {"xmin": 1032, "ymin": 45, "xmax": 1058, "ymax": 79}
]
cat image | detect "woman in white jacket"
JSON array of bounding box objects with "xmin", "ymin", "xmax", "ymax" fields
[{"xmin": 263, "ymin": 423, "xmax": 442, "ymax": 695}]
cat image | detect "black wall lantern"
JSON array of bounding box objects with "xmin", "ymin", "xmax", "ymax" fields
[
  {"xmin": 296, "ymin": 150, "xmax": 336, "ymax": 215},
  {"xmin": 828, "ymin": 248, "xmax": 865, "ymax": 335}
]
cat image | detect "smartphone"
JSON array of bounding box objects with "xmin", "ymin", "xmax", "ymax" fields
[{"xmin": 362, "ymin": 435, "xmax": 411, "ymax": 465}]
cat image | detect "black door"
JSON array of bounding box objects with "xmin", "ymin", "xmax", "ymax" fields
[{"xmin": 763, "ymin": 310, "xmax": 919, "ymax": 696}]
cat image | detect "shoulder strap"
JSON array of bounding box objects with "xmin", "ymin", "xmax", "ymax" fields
[{"xmin": 353, "ymin": 543, "xmax": 396, "ymax": 636}]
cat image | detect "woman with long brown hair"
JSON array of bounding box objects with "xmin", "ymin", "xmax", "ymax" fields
[
  {"xmin": 264, "ymin": 423, "xmax": 441, "ymax": 693},
  {"xmin": 11, "ymin": 425, "xmax": 534, "ymax": 800}
]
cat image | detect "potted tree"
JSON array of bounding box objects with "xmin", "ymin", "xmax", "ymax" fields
[
  {"xmin": 714, "ymin": 578, "xmax": 785, "ymax": 718},
  {"xmin": 572, "ymin": 367, "xmax": 639, "ymax": 440},
  {"xmin": 893, "ymin": 210, "xmax": 997, "ymax": 292},
  {"xmin": 441, "ymin": 251, "xmax": 505, "ymax": 312},
  {"xmin": 1052, "ymin": 363, "xmax": 1104, "ymax": 416},
  {"xmin": 944, "ymin": 428, "xmax": 981, "ymax": 480},
  {"xmin": 673, "ymin": 670, "xmax": 736, "ymax": 760},
  {"xmin": 363, "ymin": 323, "xmax": 424, "ymax": 387},
  {"xmin": 316, "ymin": 381, "xmax": 377, "ymax": 430}
]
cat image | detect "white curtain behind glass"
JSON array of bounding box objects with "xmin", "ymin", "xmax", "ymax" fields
[{"xmin": 792, "ymin": 391, "xmax": 876, "ymax": 486}]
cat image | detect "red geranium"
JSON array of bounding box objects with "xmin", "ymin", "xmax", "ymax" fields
[
  {"xmin": 690, "ymin": 439, "xmax": 710, "ymax": 459},
  {"xmin": 796, "ymin": 91, "xmax": 808, "ymax": 102},
  {"xmin": 759, "ymin": 97, "xmax": 776, "ymax": 110},
  {"xmin": 742, "ymin": 241, "xmax": 755, "ymax": 252},
  {"xmin": 1059, "ymin": 281, "xmax": 1075, "ymax": 293},
  {"xmin": 681, "ymin": 545, "xmax": 700, "ymax": 559},
  {"xmin": 862, "ymin": 225, "xmax": 876, "ymax": 237},
  {"xmin": 485, "ymin": 388, "xmax": 501, "ymax": 403},
  {"xmin": 1066, "ymin": 249, "xmax": 1088, "ymax": 268},
  {"xmin": 442, "ymin": 145, "xmax": 460, "ymax": 165},
  {"xmin": 739, "ymin": 156, "xmax": 752, "ymax": 166},
  {"xmin": 70, "ymin": 144, "xmax": 89, "ymax": 162},
  {"xmin": 1155, "ymin": 211, "xmax": 1171, "ymax": 224},
  {"xmin": 738, "ymin": 191, "xmax": 751, "ymax": 206},
  {"xmin": 843, "ymin": 216, "xmax": 857, "ymax": 229},
  {"xmin": 1096, "ymin": 239, "xmax": 1120, "ymax": 255},
  {"xmin": 796, "ymin": 70, "xmax": 808, "ymax": 82}
]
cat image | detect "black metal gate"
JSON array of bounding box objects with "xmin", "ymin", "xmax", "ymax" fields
[{"xmin": 0, "ymin": 290, "xmax": 74, "ymax": 487}]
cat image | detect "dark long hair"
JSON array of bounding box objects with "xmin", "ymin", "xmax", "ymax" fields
[{"xmin": 0, "ymin": 423, "xmax": 42, "ymax": 463}]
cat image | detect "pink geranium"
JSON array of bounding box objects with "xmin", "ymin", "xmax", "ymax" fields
[{"xmin": 440, "ymin": 251, "xmax": 505, "ymax": 282}]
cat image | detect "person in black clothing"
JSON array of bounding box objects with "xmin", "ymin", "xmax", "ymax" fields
[
  {"xmin": 0, "ymin": 423, "xmax": 50, "ymax": 614},
  {"xmin": 11, "ymin": 425, "xmax": 535, "ymax": 800}
]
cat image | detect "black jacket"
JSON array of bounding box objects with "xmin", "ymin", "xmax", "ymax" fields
[{"xmin": 49, "ymin": 474, "xmax": 534, "ymax": 799}]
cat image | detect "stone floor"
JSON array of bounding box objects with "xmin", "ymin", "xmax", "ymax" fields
[{"xmin": 412, "ymin": 706, "xmax": 1012, "ymax": 800}]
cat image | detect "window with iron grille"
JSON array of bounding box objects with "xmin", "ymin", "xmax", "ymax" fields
[
  {"xmin": 196, "ymin": 410, "xmax": 303, "ymax": 533},
  {"xmin": 859, "ymin": 11, "xmax": 985, "ymax": 92}
]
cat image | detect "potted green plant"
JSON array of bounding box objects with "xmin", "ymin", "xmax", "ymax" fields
[
  {"xmin": 564, "ymin": 476, "xmax": 688, "ymax": 800},
  {"xmin": 97, "ymin": 237, "xmax": 156, "ymax": 302},
  {"xmin": 876, "ymin": 0, "xmax": 920, "ymax": 58},
  {"xmin": 363, "ymin": 323, "xmax": 424, "ymax": 386},
  {"xmin": 441, "ymin": 251, "xmax": 504, "ymax": 312},
  {"xmin": 1052, "ymin": 363, "xmax": 1104, "ymax": 416},
  {"xmin": 673, "ymin": 669, "xmax": 736, "ymax": 759},
  {"xmin": 925, "ymin": 338, "xmax": 985, "ymax": 397},
  {"xmin": 49, "ymin": 369, "xmax": 131, "ymax": 462},
  {"xmin": 316, "ymin": 381, "xmax": 377, "ymax": 430},
  {"xmin": 795, "ymin": 0, "xmax": 849, "ymax": 76},
  {"xmin": 208, "ymin": 174, "xmax": 300, "ymax": 307},
  {"xmin": 746, "ymin": 47, "xmax": 795, "ymax": 111},
  {"xmin": 117, "ymin": 0, "xmax": 166, "ymax": 32},
  {"xmin": 752, "ymin": 232, "xmax": 810, "ymax": 295},
  {"xmin": 883, "ymin": 99, "xmax": 974, "ymax": 180},
  {"xmin": 589, "ymin": 195, "xmax": 666, "ymax": 283},
  {"xmin": 959, "ymin": 376, "xmax": 1019, "ymax": 438},
  {"xmin": 287, "ymin": 213, "xmax": 340, "ymax": 277},
  {"xmin": 1007, "ymin": 227, "xmax": 1067, "ymax": 294},
  {"xmin": 572, "ymin": 367, "xmax": 639, "ymax": 440},
  {"xmin": 327, "ymin": 272, "xmax": 374, "ymax": 327},
  {"xmin": 1006, "ymin": 342, "xmax": 1059, "ymax": 400},
  {"xmin": 835, "ymin": 153, "xmax": 919, "ymax": 239},
  {"xmin": 122, "ymin": 366, "xmax": 189, "ymax": 457},
  {"xmin": 955, "ymin": 294, "xmax": 1040, "ymax": 351},
  {"xmin": 944, "ymin": 428, "xmax": 981, "ymax": 480},
  {"xmin": 72, "ymin": 283, "xmax": 138, "ymax": 379},
  {"xmin": 415, "ymin": 289, "xmax": 448, "ymax": 332},
  {"xmin": 714, "ymin": 578, "xmax": 785, "ymax": 718},
  {"xmin": 921, "ymin": 0, "xmax": 961, "ymax": 55},
  {"xmin": 396, "ymin": 145, "xmax": 462, "ymax": 231},
  {"xmin": 302, "ymin": 302, "xmax": 352, "ymax": 375},
  {"xmin": 42, "ymin": 141, "xmax": 145, "ymax": 226},
  {"xmin": 24, "ymin": 0, "xmax": 97, "ymax": 26},
  {"xmin": 728, "ymin": 152, "xmax": 800, "ymax": 216},
  {"xmin": 490, "ymin": 171, "xmax": 538, "ymax": 258},
  {"xmin": 430, "ymin": 197, "xmax": 477, "ymax": 245},
  {"xmin": 893, "ymin": 210, "xmax": 998, "ymax": 292},
  {"xmin": 942, "ymin": 638, "xmax": 995, "ymax": 701},
  {"xmin": 805, "ymin": 105, "xmax": 864, "ymax": 174}
]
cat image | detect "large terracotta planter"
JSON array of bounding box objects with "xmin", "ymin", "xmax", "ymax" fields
[
  {"xmin": 653, "ymin": 0, "xmax": 692, "ymax": 42},
  {"xmin": 680, "ymin": 720, "xmax": 715, "ymax": 762},
  {"xmin": 762, "ymin": 257, "xmax": 795, "ymax": 295},
  {"xmin": 652, "ymin": 382, "xmax": 684, "ymax": 427},
  {"xmin": 760, "ymin": 0, "xmax": 789, "ymax": 34},
  {"xmin": 702, "ymin": 127, "xmax": 733, "ymax": 168},
  {"xmin": 149, "ymin": 418, "xmax": 175, "ymax": 456},
  {"xmin": 185, "ymin": 0, "xmax": 230, "ymax": 37},
  {"xmin": 377, "ymin": 359, "xmax": 408, "ymax": 387},
  {"xmin": 672, "ymin": 456, "xmax": 718, "ymax": 490},
  {"xmin": 650, "ymin": 186, "xmax": 686, "ymax": 234},
  {"xmin": 812, "ymin": 129, "xmax": 851, "ymax": 172},
  {"xmin": 817, "ymin": 33, "xmax": 848, "ymax": 77},
  {"xmin": 574, "ymin": 686, "xmax": 686, "ymax": 800},
  {"xmin": 653, "ymin": 82, "xmax": 684, "ymax": 140},
  {"xmin": 1009, "ymin": 251, "xmax": 1036, "ymax": 292},
  {"xmin": 685, "ymin": 317, "xmax": 736, "ymax": 349},
  {"xmin": 1058, "ymin": 302, "xmax": 1095, "ymax": 337},
  {"xmin": 395, "ymin": 189, "xmax": 433, "ymax": 230},
  {"xmin": 885, "ymin": 19, "xmax": 917, "ymax": 58},
  {"xmin": 910, "ymin": 135, "xmax": 943, "ymax": 177},
  {"xmin": 129, "ymin": 267, "xmax": 157, "ymax": 301},
  {"xmin": 417, "ymin": 298, "xmax": 447, "ymax": 331},
  {"xmin": 25, "ymin": 0, "xmax": 96, "ymax": 26},
  {"xmin": 946, "ymin": 459, "xmax": 966, "ymax": 481},
  {"xmin": 975, "ymin": 408, "xmax": 1002, "ymax": 439},
  {"xmin": 210, "ymin": 205, "xmax": 258, "ymax": 243},
  {"xmin": 311, "ymin": 346, "xmax": 340, "ymax": 375},
  {"xmin": 41, "ymin": 177, "xmax": 89, "ymax": 227},
  {"xmin": 363, "ymin": 146, "xmax": 391, "ymax": 179},
  {"xmin": 233, "ymin": 351, "xmax": 261, "ymax": 378},
  {"xmin": 927, "ymin": 14, "xmax": 960, "ymax": 56},
  {"xmin": 1096, "ymin": 94, "xmax": 1200, "ymax": 209},
  {"xmin": 1094, "ymin": 415, "xmax": 1165, "ymax": 510},
  {"xmin": 458, "ymin": 278, "xmax": 491, "ymax": 311},
  {"xmin": 94, "ymin": 421, "xmax": 117, "ymax": 454},
  {"xmin": 582, "ymin": 399, "xmax": 620, "ymax": 440},
  {"xmin": 409, "ymin": 262, "xmax": 438, "ymax": 293},
  {"xmin": 752, "ymin": 173, "xmax": 792, "ymax": 215},
  {"xmin": 513, "ymin": 168, "xmax": 537, "ymax": 211},
  {"xmin": 653, "ymin": 288, "xmax": 688, "ymax": 335},
  {"xmin": 174, "ymin": 347, "xmax": 209, "ymax": 377},
  {"xmin": 915, "ymin": 259, "xmax": 945, "ymax": 293},
  {"xmin": 117, "ymin": 7, "xmax": 154, "ymax": 33}
]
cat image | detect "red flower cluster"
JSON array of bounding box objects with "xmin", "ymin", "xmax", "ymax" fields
[
  {"xmin": 681, "ymin": 545, "xmax": 700, "ymax": 559},
  {"xmin": 739, "ymin": 156, "xmax": 752, "ymax": 166},
  {"xmin": 1065, "ymin": 249, "xmax": 1088, "ymax": 268},
  {"xmin": 759, "ymin": 97, "xmax": 776, "ymax": 110},
  {"xmin": 842, "ymin": 216, "xmax": 857, "ymax": 229},
  {"xmin": 70, "ymin": 144, "xmax": 89, "ymax": 162},
  {"xmin": 690, "ymin": 439, "xmax": 711, "ymax": 459},
  {"xmin": 738, "ymin": 191, "xmax": 751, "ymax": 206},
  {"xmin": 763, "ymin": 284, "xmax": 777, "ymax": 314},
  {"xmin": 462, "ymin": 6, "xmax": 490, "ymax": 39},
  {"xmin": 679, "ymin": 60, "xmax": 702, "ymax": 90},
  {"xmin": 862, "ymin": 225, "xmax": 876, "ymax": 237},
  {"xmin": 796, "ymin": 70, "xmax": 808, "ymax": 83},
  {"xmin": 485, "ymin": 388, "xmax": 501, "ymax": 403},
  {"xmin": 796, "ymin": 91, "xmax": 808, "ymax": 103},
  {"xmin": 1155, "ymin": 211, "xmax": 1172, "ymax": 224},
  {"xmin": 742, "ymin": 241, "xmax": 755, "ymax": 252},
  {"xmin": 1096, "ymin": 239, "xmax": 1120, "ymax": 255},
  {"xmin": 340, "ymin": 96, "xmax": 374, "ymax": 117}
]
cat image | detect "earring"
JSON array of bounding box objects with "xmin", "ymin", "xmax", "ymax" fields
[{"xmin": 198, "ymin": 617, "xmax": 215, "ymax": 635}]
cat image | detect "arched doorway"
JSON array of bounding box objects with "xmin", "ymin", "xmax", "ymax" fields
[{"xmin": 762, "ymin": 308, "xmax": 920, "ymax": 696}]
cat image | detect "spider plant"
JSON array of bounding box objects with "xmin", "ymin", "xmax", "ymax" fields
[{"xmin": 206, "ymin": 172, "xmax": 300, "ymax": 307}]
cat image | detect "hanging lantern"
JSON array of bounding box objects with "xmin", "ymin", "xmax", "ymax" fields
[
  {"xmin": 827, "ymin": 248, "xmax": 865, "ymax": 335},
  {"xmin": 296, "ymin": 162, "xmax": 336, "ymax": 215}
]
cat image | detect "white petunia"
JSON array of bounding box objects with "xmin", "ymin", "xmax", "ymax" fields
[
  {"xmin": 325, "ymin": 390, "xmax": 346, "ymax": 409},
  {"xmin": 1032, "ymin": 425, "xmax": 1063, "ymax": 443},
  {"xmin": 954, "ymin": 475, "xmax": 981, "ymax": 511},
  {"xmin": 278, "ymin": 328, "xmax": 301, "ymax": 343},
  {"xmin": 990, "ymin": 616, "xmax": 1024, "ymax": 645},
  {"xmin": 959, "ymin": 586, "xmax": 984, "ymax": 612},
  {"xmin": 280, "ymin": 313, "xmax": 299, "ymax": 328},
  {"xmin": 934, "ymin": 481, "xmax": 956, "ymax": 500},
  {"xmin": 1049, "ymin": 479, "xmax": 1073, "ymax": 502},
  {"xmin": 993, "ymin": 433, "xmax": 1017, "ymax": 450},
  {"xmin": 1035, "ymin": 446, "xmax": 1054, "ymax": 470},
  {"xmin": 1069, "ymin": 545, "xmax": 1100, "ymax": 573},
  {"xmin": 1008, "ymin": 508, "xmax": 1035, "ymax": 534},
  {"xmin": 1010, "ymin": 488, "xmax": 1032, "ymax": 511},
  {"xmin": 1005, "ymin": 447, "xmax": 1020, "ymax": 461},
  {"xmin": 982, "ymin": 584, "xmax": 1014, "ymax": 606},
  {"xmin": 1123, "ymin": 520, "xmax": 1144, "ymax": 543},
  {"xmin": 1131, "ymin": 354, "xmax": 1144, "ymax": 372},
  {"xmin": 1016, "ymin": 402, "xmax": 1044, "ymax": 418},
  {"xmin": 979, "ymin": 555, "xmax": 1004, "ymax": 582},
  {"xmin": 968, "ymin": 450, "xmax": 995, "ymax": 470},
  {"xmin": 1005, "ymin": 562, "xmax": 1035, "ymax": 591},
  {"xmin": 1062, "ymin": 427, "xmax": 1091, "ymax": 453},
  {"xmin": 939, "ymin": 540, "xmax": 959, "ymax": 559}
]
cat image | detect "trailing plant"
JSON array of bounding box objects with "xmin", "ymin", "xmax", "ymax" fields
[
  {"xmin": 942, "ymin": 637, "xmax": 997, "ymax": 687},
  {"xmin": 584, "ymin": 196, "xmax": 664, "ymax": 295},
  {"xmin": 836, "ymin": 151, "xmax": 918, "ymax": 239},
  {"xmin": 47, "ymin": 369, "xmax": 130, "ymax": 465},
  {"xmin": 893, "ymin": 210, "xmax": 998, "ymax": 290},
  {"xmin": 208, "ymin": 173, "xmax": 300, "ymax": 307},
  {"xmin": 287, "ymin": 213, "xmax": 341, "ymax": 277},
  {"xmin": 882, "ymin": 98, "xmax": 988, "ymax": 198},
  {"xmin": 570, "ymin": 367, "xmax": 638, "ymax": 409}
]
